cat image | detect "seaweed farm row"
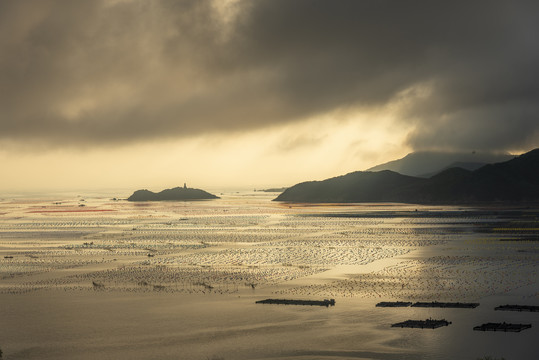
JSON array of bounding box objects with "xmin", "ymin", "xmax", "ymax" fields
[
  {"xmin": 390, "ymin": 319, "xmax": 532, "ymax": 332},
  {"xmin": 391, "ymin": 319, "xmax": 451, "ymax": 329},
  {"xmin": 495, "ymin": 304, "xmax": 539, "ymax": 312},
  {"xmin": 473, "ymin": 323, "xmax": 532, "ymax": 332},
  {"xmin": 256, "ymin": 298, "xmax": 336, "ymax": 307},
  {"xmin": 377, "ymin": 301, "xmax": 539, "ymax": 311},
  {"xmin": 376, "ymin": 301, "xmax": 479, "ymax": 308}
]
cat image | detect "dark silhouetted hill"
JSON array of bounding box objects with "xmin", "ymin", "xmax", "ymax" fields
[
  {"xmin": 368, "ymin": 151, "xmax": 514, "ymax": 177},
  {"xmin": 275, "ymin": 148, "xmax": 539, "ymax": 204},
  {"xmin": 274, "ymin": 171, "xmax": 424, "ymax": 203},
  {"xmin": 127, "ymin": 187, "xmax": 219, "ymax": 201}
]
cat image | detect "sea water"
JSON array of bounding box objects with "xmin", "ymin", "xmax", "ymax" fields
[{"xmin": 0, "ymin": 191, "xmax": 537, "ymax": 359}]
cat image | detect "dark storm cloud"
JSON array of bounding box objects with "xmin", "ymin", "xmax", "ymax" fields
[{"xmin": 0, "ymin": 0, "xmax": 538, "ymax": 150}]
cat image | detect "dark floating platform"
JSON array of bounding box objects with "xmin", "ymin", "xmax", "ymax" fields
[
  {"xmin": 256, "ymin": 298, "xmax": 335, "ymax": 307},
  {"xmin": 495, "ymin": 304, "xmax": 539, "ymax": 312},
  {"xmin": 391, "ymin": 319, "xmax": 451, "ymax": 329},
  {"xmin": 411, "ymin": 301, "xmax": 479, "ymax": 309},
  {"xmin": 473, "ymin": 322, "xmax": 532, "ymax": 332},
  {"xmin": 376, "ymin": 301, "xmax": 412, "ymax": 307}
]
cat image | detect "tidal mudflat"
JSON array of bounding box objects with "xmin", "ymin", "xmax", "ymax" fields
[{"xmin": 0, "ymin": 192, "xmax": 538, "ymax": 359}]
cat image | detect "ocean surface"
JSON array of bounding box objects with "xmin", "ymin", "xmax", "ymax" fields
[{"xmin": 0, "ymin": 191, "xmax": 538, "ymax": 359}]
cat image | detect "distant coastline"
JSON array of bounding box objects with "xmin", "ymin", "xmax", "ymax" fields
[
  {"xmin": 275, "ymin": 148, "xmax": 539, "ymax": 204},
  {"xmin": 254, "ymin": 187, "xmax": 288, "ymax": 193}
]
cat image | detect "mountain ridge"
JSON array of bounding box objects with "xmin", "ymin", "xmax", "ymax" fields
[{"xmin": 367, "ymin": 151, "xmax": 515, "ymax": 177}]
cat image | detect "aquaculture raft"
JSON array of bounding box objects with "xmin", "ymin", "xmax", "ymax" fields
[
  {"xmin": 376, "ymin": 301, "xmax": 412, "ymax": 307},
  {"xmin": 495, "ymin": 304, "xmax": 539, "ymax": 312},
  {"xmin": 391, "ymin": 319, "xmax": 451, "ymax": 329},
  {"xmin": 411, "ymin": 301, "xmax": 479, "ymax": 308},
  {"xmin": 473, "ymin": 322, "xmax": 532, "ymax": 332},
  {"xmin": 256, "ymin": 299, "xmax": 335, "ymax": 307}
]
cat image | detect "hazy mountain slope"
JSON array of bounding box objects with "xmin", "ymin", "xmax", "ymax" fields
[
  {"xmin": 368, "ymin": 151, "xmax": 514, "ymax": 177},
  {"xmin": 419, "ymin": 161, "xmax": 488, "ymax": 178}
]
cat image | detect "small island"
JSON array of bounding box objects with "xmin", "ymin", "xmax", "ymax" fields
[
  {"xmin": 255, "ymin": 187, "xmax": 288, "ymax": 193},
  {"xmin": 127, "ymin": 184, "xmax": 219, "ymax": 202}
]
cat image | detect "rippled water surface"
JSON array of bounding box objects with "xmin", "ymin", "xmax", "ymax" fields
[{"xmin": 0, "ymin": 192, "xmax": 538, "ymax": 359}]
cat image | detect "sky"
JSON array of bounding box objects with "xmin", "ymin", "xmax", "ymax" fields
[{"xmin": 1, "ymin": 0, "xmax": 538, "ymax": 193}]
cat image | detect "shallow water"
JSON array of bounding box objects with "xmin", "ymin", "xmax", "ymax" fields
[{"xmin": 0, "ymin": 192, "xmax": 538, "ymax": 359}]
